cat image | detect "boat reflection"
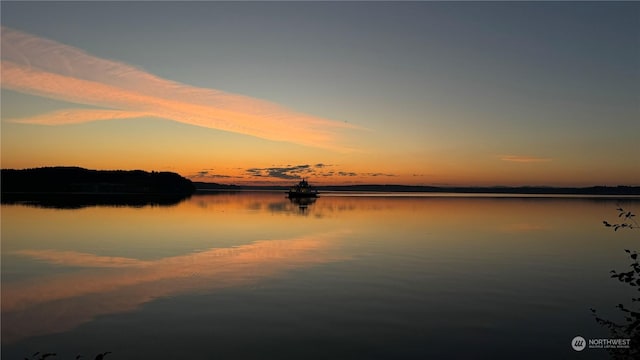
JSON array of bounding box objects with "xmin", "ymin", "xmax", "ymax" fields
[{"xmin": 288, "ymin": 196, "xmax": 317, "ymax": 214}]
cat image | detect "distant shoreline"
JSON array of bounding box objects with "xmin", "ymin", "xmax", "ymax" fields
[
  {"xmin": 194, "ymin": 182, "xmax": 640, "ymax": 196},
  {"xmin": 1, "ymin": 167, "xmax": 638, "ymax": 197}
]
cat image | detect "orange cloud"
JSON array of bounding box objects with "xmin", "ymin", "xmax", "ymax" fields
[
  {"xmin": 6, "ymin": 108, "xmax": 149, "ymax": 125},
  {"xmin": 1, "ymin": 26, "xmax": 356, "ymax": 150}
]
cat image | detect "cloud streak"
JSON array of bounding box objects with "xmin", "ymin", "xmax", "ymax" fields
[
  {"xmin": 500, "ymin": 155, "xmax": 552, "ymax": 163},
  {"xmin": 243, "ymin": 164, "xmax": 397, "ymax": 180},
  {"xmin": 6, "ymin": 108, "xmax": 149, "ymax": 125},
  {"xmin": 246, "ymin": 164, "xmax": 314, "ymax": 179},
  {"xmin": 1, "ymin": 26, "xmax": 356, "ymax": 150}
]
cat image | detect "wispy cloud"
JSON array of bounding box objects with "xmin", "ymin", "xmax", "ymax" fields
[
  {"xmin": 199, "ymin": 173, "xmax": 233, "ymax": 179},
  {"xmin": 500, "ymin": 155, "xmax": 552, "ymax": 163},
  {"xmin": 246, "ymin": 164, "xmax": 313, "ymax": 179},
  {"xmin": 4, "ymin": 109, "xmax": 149, "ymax": 125},
  {"xmin": 189, "ymin": 169, "xmax": 238, "ymax": 180},
  {"xmin": 365, "ymin": 172, "xmax": 396, "ymax": 177},
  {"xmin": 1, "ymin": 26, "xmax": 356, "ymax": 150},
  {"xmin": 242, "ymin": 164, "xmax": 396, "ymax": 181}
]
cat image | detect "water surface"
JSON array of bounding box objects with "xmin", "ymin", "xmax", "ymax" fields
[{"xmin": 2, "ymin": 192, "xmax": 638, "ymax": 359}]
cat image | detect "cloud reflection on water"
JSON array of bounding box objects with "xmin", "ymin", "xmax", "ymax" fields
[
  {"xmin": 3, "ymin": 193, "xmax": 633, "ymax": 347},
  {"xmin": 2, "ymin": 232, "xmax": 347, "ymax": 344}
]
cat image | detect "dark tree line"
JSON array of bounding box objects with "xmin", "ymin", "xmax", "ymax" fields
[{"xmin": 1, "ymin": 167, "xmax": 195, "ymax": 195}]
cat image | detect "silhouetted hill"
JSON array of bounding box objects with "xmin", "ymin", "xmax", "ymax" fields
[{"xmin": 1, "ymin": 167, "xmax": 195, "ymax": 195}]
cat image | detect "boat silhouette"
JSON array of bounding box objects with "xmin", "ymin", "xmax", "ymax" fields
[{"xmin": 287, "ymin": 179, "xmax": 318, "ymax": 198}]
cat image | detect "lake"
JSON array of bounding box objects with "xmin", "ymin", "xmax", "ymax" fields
[{"xmin": 2, "ymin": 192, "xmax": 638, "ymax": 359}]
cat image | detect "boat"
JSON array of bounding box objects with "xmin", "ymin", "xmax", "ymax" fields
[{"xmin": 287, "ymin": 179, "xmax": 318, "ymax": 198}]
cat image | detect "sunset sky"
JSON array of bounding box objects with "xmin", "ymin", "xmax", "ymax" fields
[{"xmin": 1, "ymin": 1, "xmax": 638, "ymax": 186}]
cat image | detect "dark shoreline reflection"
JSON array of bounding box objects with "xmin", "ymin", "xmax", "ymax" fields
[{"xmin": 0, "ymin": 193, "xmax": 192, "ymax": 209}]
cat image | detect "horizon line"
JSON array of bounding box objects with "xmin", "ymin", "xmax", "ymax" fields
[{"xmin": 193, "ymin": 181, "xmax": 640, "ymax": 190}]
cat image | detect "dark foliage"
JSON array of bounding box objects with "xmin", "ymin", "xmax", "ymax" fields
[
  {"xmin": 24, "ymin": 352, "xmax": 111, "ymax": 360},
  {"xmin": 592, "ymin": 207, "xmax": 639, "ymax": 359},
  {"xmin": 24, "ymin": 352, "xmax": 57, "ymax": 360},
  {"xmin": 604, "ymin": 208, "xmax": 639, "ymax": 231}
]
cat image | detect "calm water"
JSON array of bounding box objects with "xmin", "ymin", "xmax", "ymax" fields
[{"xmin": 2, "ymin": 192, "xmax": 638, "ymax": 359}]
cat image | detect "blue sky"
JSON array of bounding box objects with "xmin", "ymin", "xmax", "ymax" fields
[{"xmin": 2, "ymin": 1, "xmax": 639, "ymax": 185}]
